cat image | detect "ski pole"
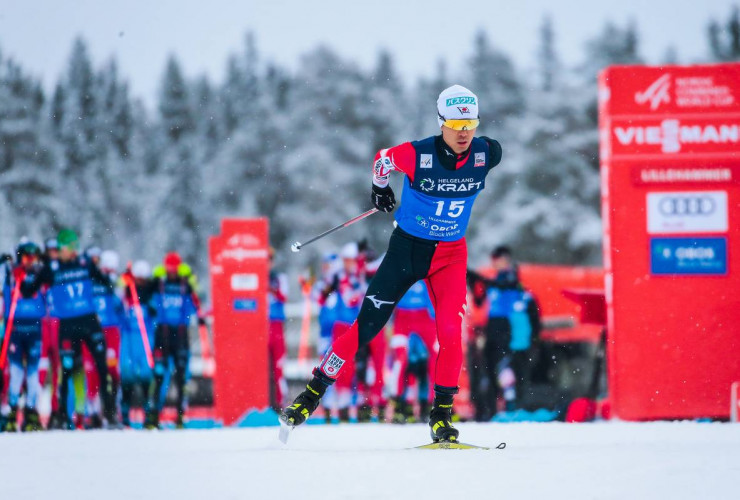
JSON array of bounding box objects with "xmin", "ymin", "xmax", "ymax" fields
[
  {"xmin": 290, "ymin": 208, "xmax": 379, "ymax": 253},
  {"xmin": 0, "ymin": 277, "xmax": 23, "ymax": 369},
  {"xmin": 123, "ymin": 272, "xmax": 154, "ymax": 369}
]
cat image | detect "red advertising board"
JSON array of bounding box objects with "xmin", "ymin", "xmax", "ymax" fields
[
  {"xmin": 209, "ymin": 218, "xmax": 270, "ymax": 425},
  {"xmin": 599, "ymin": 63, "xmax": 740, "ymax": 420}
]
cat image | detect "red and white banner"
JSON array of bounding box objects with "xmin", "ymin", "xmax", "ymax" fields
[
  {"xmin": 599, "ymin": 63, "xmax": 740, "ymax": 421},
  {"xmin": 209, "ymin": 218, "xmax": 270, "ymax": 426},
  {"xmin": 610, "ymin": 116, "xmax": 740, "ymax": 158}
]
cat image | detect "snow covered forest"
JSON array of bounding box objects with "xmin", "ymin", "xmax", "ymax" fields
[{"xmin": 1, "ymin": 11, "xmax": 739, "ymax": 283}]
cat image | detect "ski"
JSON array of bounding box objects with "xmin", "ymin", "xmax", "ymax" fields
[
  {"xmin": 278, "ymin": 415, "xmax": 294, "ymax": 444},
  {"xmin": 412, "ymin": 441, "xmax": 506, "ymax": 450}
]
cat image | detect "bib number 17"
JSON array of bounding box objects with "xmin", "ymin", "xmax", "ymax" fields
[{"xmin": 434, "ymin": 200, "xmax": 465, "ymax": 218}]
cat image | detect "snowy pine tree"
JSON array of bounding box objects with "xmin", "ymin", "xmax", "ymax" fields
[
  {"xmin": 0, "ymin": 47, "xmax": 59, "ymax": 247},
  {"xmin": 708, "ymin": 6, "xmax": 740, "ymax": 61}
]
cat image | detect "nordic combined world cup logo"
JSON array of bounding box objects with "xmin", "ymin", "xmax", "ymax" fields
[
  {"xmin": 635, "ymin": 74, "xmax": 671, "ymax": 110},
  {"xmin": 419, "ymin": 178, "xmax": 435, "ymax": 192}
]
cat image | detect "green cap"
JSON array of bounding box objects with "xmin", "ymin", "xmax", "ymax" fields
[{"xmin": 57, "ymin": 228, "xmax": 79, "ymax": 250}]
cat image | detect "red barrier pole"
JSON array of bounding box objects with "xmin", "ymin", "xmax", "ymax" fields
[
  {"xmin": 123, "ymin": 274, "xmax": 154, "ymax": 369},
  {"xmin": 0, "ymin": 278, "xmax": 23, "ymax": 369},
  {"xmin": 297, "ymin": 279, "xmax": 312, "ymax": 365}
]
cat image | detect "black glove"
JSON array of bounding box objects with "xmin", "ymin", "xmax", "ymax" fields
[{"xmin": 371, "ymin": 184, "xmax": 396, "ymax": 212}]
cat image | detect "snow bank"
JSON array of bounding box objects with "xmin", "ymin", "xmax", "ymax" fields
[{"xmin": 1, "ymin": 421, "xmax": 738, "ymax": 499}]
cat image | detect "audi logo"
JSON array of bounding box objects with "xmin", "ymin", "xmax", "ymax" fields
[{"xmin": 658, "ymin": 196, "xmax": 716, "ymax": 216}]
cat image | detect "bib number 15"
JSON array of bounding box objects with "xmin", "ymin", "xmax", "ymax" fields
[{"xmin": 434, "ymin": 200, "xmax": 465, "ymax": 218}]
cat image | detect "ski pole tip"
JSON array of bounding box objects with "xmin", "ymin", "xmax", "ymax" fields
[{"xmin": 290, "ymin": 242, "xmax": 301, "ymax": 253}]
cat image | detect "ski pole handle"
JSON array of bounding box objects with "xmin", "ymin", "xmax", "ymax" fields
[{"xmin": 290, "ymin": 208, "xmax": 379, "ymax": 253}]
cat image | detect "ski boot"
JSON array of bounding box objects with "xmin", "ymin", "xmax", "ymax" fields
[
  {"xmin": 392, "ymin": 397, "xmax": 410, "ymax": 424},
  {"xmin": 86, "ymin": 413, "xmax": 104, "ymax": 430},
  {"xmin": 280, "ymin": 374, "xmax": 330, "ymax": 428},
  {"xmin": 175, "ymin": 410, "xmax": 186, "ymax": 429},
  {"xmin": 22, "ymin": 407, "xmax": 43, "ymax": 432},
  {"xmin": 418, "ymin": 400, "xmax": 430, "ymax": 423},
  {"xmin": 47, "ymin": 410, "xmax": 66, "ymax": 430},
  {"xmin": 4, "ymin": 407, "xmax": 18, "ymax": 432},
  {"xmin": 338, "ymin": 407, "xmax": 350, "ymax": 423},
  {"xmin": 357, "ymin": 403, "xmax": 373, "ymax": 423},
  {"xmin": 104, "ymin": 406, "xmax": 122, "ymax": 430},
  {"xmin": 144, "ymin": 408, "xmax": 160, "ymax": 430},
  {"xmin": 377, "ymin": 403, "xmax": 388, "ymax": 423},
  {"xmin": 428, "ymin": 386, "xmax": 460, "ymax": 443}
]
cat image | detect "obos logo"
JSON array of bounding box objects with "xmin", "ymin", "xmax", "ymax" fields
[{"xmin": 420, "ymin": 178, "xmax": 435, "ymax": 192}]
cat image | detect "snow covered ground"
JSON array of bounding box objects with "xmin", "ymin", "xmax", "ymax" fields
[{"xmin": 2, "ymin": 421, "xmax": 739, "ymax": 500}]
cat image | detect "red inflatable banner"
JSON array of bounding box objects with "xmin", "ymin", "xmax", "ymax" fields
[
  {"xmin": 209, "ymin": 218, "xmax": 270, "ymax": 425},
  {"xmin": 599, "ymin": 63, "xmax": 740, "ymax": 420}
]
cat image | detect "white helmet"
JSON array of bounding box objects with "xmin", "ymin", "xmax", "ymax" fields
[
  {"xmin": 100, "ymin": 250, "xmax": 120, "ymax": 272},
  {"xmin": 340, "ymin": 242, "xmax": 359, "ymax": 260},
  {"xmin": 436, "ymin": 84, "xmax": 479, "ymax": 129},
  {"xmin": 132, "ymin": 260, "xmax": 151, "ymax": 279}
]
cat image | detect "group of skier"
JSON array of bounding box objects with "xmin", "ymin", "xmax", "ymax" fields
[
  {"xmin": 0, "ymin": 229, "xmax": 203, "ymax": 431},
  {"xmin": 2, "ymin": 83, "xmax": 532, "ymax": 446}
]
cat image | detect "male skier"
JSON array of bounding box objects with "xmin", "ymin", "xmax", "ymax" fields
[
  {"xmin": 282, "ymin": 84, "xmax": 502, "ymax": 442},
  {"xmin": 19, "ymin": 229, "xmax": 118, "ymax": 428}
]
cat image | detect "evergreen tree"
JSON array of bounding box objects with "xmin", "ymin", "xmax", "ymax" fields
[
  {"xmin": 409, "ymin": 59, "xmax": 447, "ymax": 139},
  {"xmin": 192, "ymin": 75, "xmax": 221, "ymax": 159},
  {"xmin": 469, "ymin": 17, "xmax": 602, "ymax": 265},
  {"xmin": 465, "ymin": 30, "xmax": 525, "ymax": 137},
  {"xmin": 576, "ymin": 20, "xmax": 644, "ymax": 173},
  {"xmin": 537, "ymin": 15, "xmax": 560, "ymax": 92},
  {"xmin": 159, "ymin": 55, "xmax": 194, "ymax": 142},
  {"xmin": 708, "ymin": 6, "xmax": 740, "ymax": 61},
  {"xmin": 219, "ymin": 33, "xmax": 260, "ymax": 135},
  {"xmin": 154, "ymin": 56, "xmax": 210, "ymax": 270},
  {"xmin": 0, "ymin": 47, "xmax": 59, "ymax": 245}
]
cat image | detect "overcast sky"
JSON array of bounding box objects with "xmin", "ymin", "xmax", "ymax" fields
[{"xmin": 0, "ymin": 0, "xmax": 734, "ymax": 105}]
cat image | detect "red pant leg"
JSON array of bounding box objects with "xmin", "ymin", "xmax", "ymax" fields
[
  {"xmin": 389, "ymin": 325, "xmax": 409, "ymax": 398},
  {"xmin": 48, "ymin": 318, "xmax": 60, "ymax": 411},
  {"xmin": 420, "ymin": 312, "xmax": 438, "ymax": 400},
  {"xmin": 325, "ymin": 322, "xmax": 355, "ymax": 391},
  {"xmin": 83, "ymin": 345, "xmax": 99, "ymax": 401},
  {"xmin": 424, "ymin": 238, "xmax": 467, "ymax": 389},
  {"xmin": 367, "ymin": 330, "xmax": 386, "ymax": 406},
  {"xmin": 268, "ymin": 320, "xmax": 287, "ymax": 406},
  {"xmin": 103, "ymin": 326, "xmax": 121, "ymax": 387},
  {"xmin": 39, "ymin": 317, "xmax": 51, "ymax": 387},
  {"xmin": 394, "ymin": 310, "xmax": 438, "ymax": 400}
]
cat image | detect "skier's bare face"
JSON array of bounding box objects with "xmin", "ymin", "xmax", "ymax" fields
[
  {"xmin": 343, "ymin": 257, "xmax": 357, "ymax": 275},
  {"xmin": 492, "ymin": 255, "xmax": 512, "ymax": 271},
  {"xmin": 59, "ymin": 247, "xmax": 76, "ymax": 262},
  {"xmin": 21, "ymin": 254, "xmax": 38, "ymax": 271},
  {"xmin": 441, "ymin": 126, "xmax": 476, "ymax": 154}
]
